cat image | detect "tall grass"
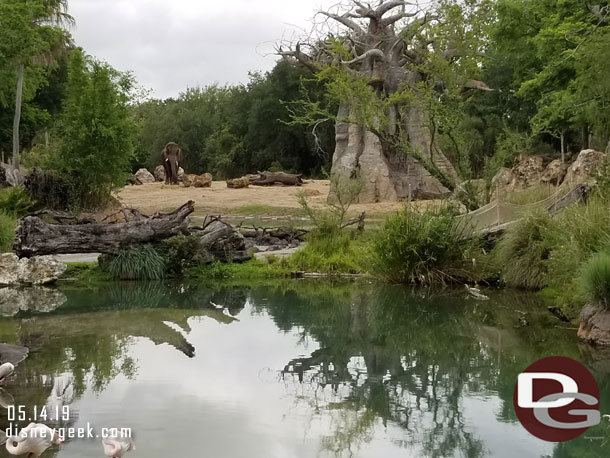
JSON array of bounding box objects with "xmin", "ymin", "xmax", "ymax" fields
[
  {"xmin": 0, "ymin": 186, "xmax": 34, "ymax": 218},
  {"xmin": 0, "ymin": 211, "xmax": 16, "ymax": 253},
  {"xmin": 493, "ymin": 212, "xmax": 555, "ymax": 289},
  {"xmin": 580, "ymin": 253, "xmax": 610, "ymax": 309},
  {"xmin": 106, "ymin": 246, "xmax": 166, "ymax": 280},
  {"xmin": 370, "ymin": 209, "xmax": 478, "ymax": 284}
]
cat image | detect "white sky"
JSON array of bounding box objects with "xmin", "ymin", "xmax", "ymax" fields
[{"xmin": 68, "ymin": 0, "xmax": 343, "ymax": 99}]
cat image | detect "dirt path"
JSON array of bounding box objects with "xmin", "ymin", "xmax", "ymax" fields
[{"xmin": 116, "ymin": 180, "xmax": 406, "ymax": 218}]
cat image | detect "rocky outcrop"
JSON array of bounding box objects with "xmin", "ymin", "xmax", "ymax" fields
[
  {"xmin": 183, "ymin": 173, "xmax": 212, "ymax": 188},
  {"xmin": 564, "ymin": 149, "xmax": 606, "ymax": 185},
  {"xmin": 154, "ymin": 165, "xmax": 165, "ymax": 182},
  {"xmin": 541, "ymin": 159, "xmax": 569, "ymax": 185},
  {"xmin": 0, "ymin": 287, "xmax": 67, "ymax": 317},
  {"xmin": 578, "ymin": 304, "xmax": 610, "ymax": 346},
  {"xmin": 226, "ymin": 177, "xmax": 249, "ymax": 189},
  {"xmin": 135, "ymin": 168, "xmax": 155, "ymax": 184},
  {"xmin": 0, "ymin": 254, "xmax": 67, "ymax": 286},
  {"xmin": 512, "ymin": 155, "xmax": 545, "ymax": 188}
]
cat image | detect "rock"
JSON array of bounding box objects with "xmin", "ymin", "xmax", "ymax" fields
[
  {"xmin": 541, "ymin": 159, "xmax": 569, "ymax": 186},
  {"xmin": 302, "ymin": 188, "xmax": 321, "ymax": 197},
  {"xmin": 226, "ymin": 177, "xmax": 250, "ymax": 189},
  {"xmin": 193, "ymin": 173, "xmax": 213, "ymax": 188},
  {"xmin": 154, "ymin": 165, "xmax": 166, "ymax": 182},
  {"xmin": 511, "ymin": 155, "xmax": 545, "ymax": 188},
  {"xmin": 491, "ymin": 167, "xmax": 514, "ymax": 190},
  {"xmin": 564, "ymin": 149, "xmax": 606, "ymax": 185},
  {"xmin": 578, "ymin": 304, "xmax": 610, "ymax": 346},
  {"xmin": 178, "ymin": 167, "xmax": 185, "ymax": 181},
  {"xmin": 127, "ymin": 174, "xmax": 141, "ymax": 186},
  {"xmin": 135, "ymin": 168, "xmax": 155, "ymax": 184},
  {"xmin": 0, "ymin": 287, "xmax": 67, "ymax": 317},
  {"xmin": 0, "ymin": 253, "xmax": 67, "ymax": 286},
  {"xmin": 182, "ymin": 174, "xmax": 196, "ymax": 187}
]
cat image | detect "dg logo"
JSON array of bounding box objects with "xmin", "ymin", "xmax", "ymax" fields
[{"xmin": 514, "ymin": 356, "xmax": 600, "ymax": 442}]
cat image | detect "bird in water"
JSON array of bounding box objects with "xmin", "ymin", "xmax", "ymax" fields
[
  {"xmin": 0, "ymin": 363, "xmax": 14, "ymax": 384},
  {"xmin": 5, "ymin": 422, "xmax": 63, "ymax": 457},
  {"xmin": 102, "ymin": 434, "xmax": 135, "ymax": 458}
]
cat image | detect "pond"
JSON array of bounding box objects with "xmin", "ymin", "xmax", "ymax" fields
[{"xmin": 0, "ymin": 280, "xmax": 608, "ymax": 457}]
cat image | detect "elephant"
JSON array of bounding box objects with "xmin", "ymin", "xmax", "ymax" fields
[{"xmin": 161, "ymin": 142, "xmax": 181, "ymax": 185}]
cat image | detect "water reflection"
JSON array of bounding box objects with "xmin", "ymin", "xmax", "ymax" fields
[{"xmin": 0, "ymin": 280, "xmax": 607, "ymax": 457}]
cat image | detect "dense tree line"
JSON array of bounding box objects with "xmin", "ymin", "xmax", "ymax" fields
[{"xmin": 0, "ymin": 0, "xmax": 609, "ymax": 207}]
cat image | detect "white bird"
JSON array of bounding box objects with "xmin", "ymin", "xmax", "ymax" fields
[
  {"xmin": 0, "ymin": 363, "xmax": 14, "ymax": 384},
  {"xmin": 5, "ymin": 422, "xmax": 62, "ymax": 457},
  {"xmin": 102, "ymin": 435, "xmax": 135, "ymax": 458}
]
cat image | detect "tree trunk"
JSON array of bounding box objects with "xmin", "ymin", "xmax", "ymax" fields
[
  {"xmin": 331, "ymin": 103, "xmax": 452, "ymax": 203},
  {"xmin": 12, "ymin": 65, "xmax": 24, "ymax": 170},
  {"xmin": 249, "ymin": 171, "xmax": 303, "ymax": 186},
  {"xmin": 13, "ymin": 201, "xmax": 195, "ymax": 257}
]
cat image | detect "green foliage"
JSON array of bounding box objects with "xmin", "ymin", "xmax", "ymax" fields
[
  {"xmin": 370, "ymin": 209, "xmax": 477, "ymax": 284},
  {"xmin": 158, "ymin": 234, "xmax": 205, "ymax": 275},
  {"xmin": 0, "ymin": 186, "xmax": 34, "ymax": 217},
  {"xmin": 132, "ymin": 61, "xmax": 334, "ymax": 178},
  {"xmin": 52, "ymin": 49, "xmax": 135, "ymax": 208},
  {"xmin": 0, "ymin": 211, "xmax": 16, "ymax": 252},
  {"xmin": 493, "ymin": 212, "xmax": 554, "ymax": 289},
  {"xmin": 580, "ymin": 253, "xmax": 610, "ymax": 309},
  {"xmin": 105, "ymin": 246, "xmax": 165, "ymax": 281}
]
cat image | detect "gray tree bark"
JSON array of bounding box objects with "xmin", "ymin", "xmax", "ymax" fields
[{"xmin": 12, "ymin": 65, "xmax": 24, "ymax": 170}]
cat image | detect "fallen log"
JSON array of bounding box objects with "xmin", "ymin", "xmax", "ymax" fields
[
  {"xmin": 13, "ymin": 201, "xmax": 195, "ymax": 257},
  {"xmin": 249, "ymin": 171, "xmax": 303, "ymax": 186}
]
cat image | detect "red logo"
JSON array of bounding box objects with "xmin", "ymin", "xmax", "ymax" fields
[{"xmin": 514, "ymin": 356, "xmax": 600, "ymax": 442}]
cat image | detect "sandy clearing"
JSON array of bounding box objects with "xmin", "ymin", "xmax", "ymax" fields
[{"xmin": 115, "ymin": 180, "xmax": 408, "ymax": 217}]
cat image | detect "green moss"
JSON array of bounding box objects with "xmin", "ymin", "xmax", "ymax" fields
[{"xmin": 62, "ymin": 262, "xmax": 112, "ymax": 284}]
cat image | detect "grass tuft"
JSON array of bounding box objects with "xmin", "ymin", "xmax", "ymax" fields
[{"xmin": 579, "ymin": 252, "xmax": 610, "ymax": 309}]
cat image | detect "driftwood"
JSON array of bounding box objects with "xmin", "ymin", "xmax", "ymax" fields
[
  {"xmin": 547, "ymin": 182, "xmax": 590, "ymax": 215},
  {"xmin": 13, "ymin": 201, "xmax": 195, "ymax": 257},
  {"xmin": 249, "ymin": 171, "xmax": 303, "ymax": 186}
]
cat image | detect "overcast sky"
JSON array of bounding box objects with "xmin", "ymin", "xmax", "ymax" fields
[{"xmin": 68, "ymin": 0, "xmax": 343, "ymax": 99}]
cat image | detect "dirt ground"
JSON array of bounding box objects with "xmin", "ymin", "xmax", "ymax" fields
[{"xmin": 116, "ymin": 180, "xmax": 407, "ymax": 218}]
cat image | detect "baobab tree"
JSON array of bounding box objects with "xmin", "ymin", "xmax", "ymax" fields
[{"xmin": 279, "ymin": 0, "xmax": 492, "ymax": 202}]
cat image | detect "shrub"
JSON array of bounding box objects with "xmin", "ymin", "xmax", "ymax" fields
[
  {"xmin": 0, "ymin": 187, "xmax": 35, "ymax": 218},
  {"xmin": 370, "ymin": 209, "xmax": 476, "ymax": 284},
  {"xmin": 580, "ymin": 253, "xmax": 610, "ymax": 309},
  {"xmin": 0, "ymin": 212, "xmax": 17, "ymax": 252},
  {"xmin": 158, "ymin": 234, "xmax": 206, "ymax": 275},
  {"xmin": 24, "ymin": 168, "xmax": 79, "ymax": 211},
  {"xmin": 493, "ymin": 212, "xmax": 555, "ymax": 289},
  {"xmin": 105, "ymin": 246, "xmax": 166, "ymax": 280},
  {"xmin": 284, "ymin": 231, "xmax": 365, "ymax": 273}
]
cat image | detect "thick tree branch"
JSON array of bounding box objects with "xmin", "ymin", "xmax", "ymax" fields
[
  {"xmin": 319, "ymin": 11, "xmax": 365, "ymax": 35},
  {"xmin": 382, "ymin": 11, "xmax": 418, "ymax": 28},
  {"xmin": 463, "ymin": 79, "xmax": 494, "ymax": 91},
  {"xmin": 343, "ymin": 48, "xmax": 386, "ymax": 66},
  {"xmin": 376, "ymin": 0, "xmax": 413, "ymax": 18},
  {"xmin": 278, "ymin": 43, "xmax": 320, "ymax": 73}
]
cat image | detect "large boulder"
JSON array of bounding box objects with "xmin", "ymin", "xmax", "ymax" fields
[
  {"xmin": 154, "ymin": 165, "xmax": 166, "ymax": 182},
  {"xmin": 541, "ymin": 159, "xmax": 569, "ymax": 186},
  {"xmin": 135, "ymin": 168, "xmax": 155, "ymax": 184},
  {"xmin": 511, "ymin": 155, "xmax": 545, "ymax": 188},
  {"xmin": 226, "ymin": 177, "xmax": 250, "ymax": 189},
  {"xmin": 0, "ymin": 253, "xmax": 67, "ymax": 286},
  {"xmin": 578, "ymin": 304, "xmax": 610, "ymax": 346},
  {"xmin": 178, "ymin": 167, "xmax": 185, "ymax": 182},
  {"xmin": 193, "ymin": 173, "xmax": 212, "ymax": 188},
  {"xmin": 564, "ymin": 149, "xmax": 606, "ymax": 185}
]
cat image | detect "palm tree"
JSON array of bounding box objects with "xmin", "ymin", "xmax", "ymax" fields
[{"xmin": 11, "ymin": 0, "xmax": 73, "ymax": 174}]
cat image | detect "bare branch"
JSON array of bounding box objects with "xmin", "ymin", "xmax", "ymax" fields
[
  {"xmin": 319, "ymin": 11, "xmax": 365, "ymax": 35},
  {"xmin": 463, "ymin": 79, "xmax": 494, "ymax": 91},
  {"xmin": 343, "ymin": 48, "xmax": 386, "ymax": 66},
  {"xmin": 382, "ymin": 11, "xmax": 418, "ymax": 28},
  {"xmin": 353, "ymin": 1, "xmax": 376, "ymax": 18},
  {"xmin": 376, "ymin": 1, "xmax": 413, "ymax": 18},
  {"xmin": 277, "ymin": 43, "xmax": 320, "ymax": 73}
]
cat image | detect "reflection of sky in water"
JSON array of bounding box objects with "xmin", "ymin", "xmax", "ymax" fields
[{"xmin": 14, "ymin": 300, "xmax": 556, "ymax": 458}]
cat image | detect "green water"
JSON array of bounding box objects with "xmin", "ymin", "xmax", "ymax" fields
[{"xmin": 0, "ymin": 280, "xmax": 609, "ymax": 457}]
